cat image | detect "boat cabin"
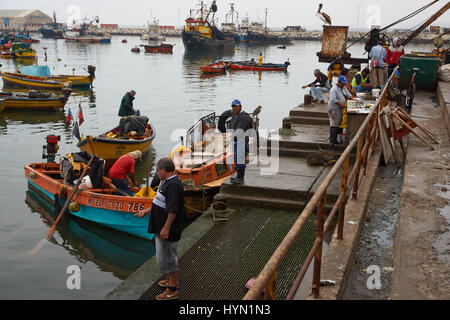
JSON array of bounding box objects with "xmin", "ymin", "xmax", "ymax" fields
[{"xmin": 185, "ymin": 18, "xmax": 212, "ymax": 38}]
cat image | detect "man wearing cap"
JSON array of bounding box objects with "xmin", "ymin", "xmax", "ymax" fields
[
  {"xmin": 302, "ymin": 69, "xmax": 330, "ymax": 104},
  {"xmin": 108, "ymin": 150, "xmax": 142, "ymax": 196},
  {"xmin": 328, "ymin": 76, "xmax": 352, "ymax": 148},
  {"xmin": 218, "ymin": 99, "xmax": 254, "ymax": 185},
  {"xmin": 118, "ymin": 90, "xmax": 137, "ymax": 117}
]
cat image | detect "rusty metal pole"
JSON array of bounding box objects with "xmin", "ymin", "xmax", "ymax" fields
[
  {"xmin": 337, "ymin": 154, "xmax": 350, "ymax": 240},
  {"xmin": 311, "ymin": 192, "xmax": 326, "ymax": 298},
  {"xmin": 352, "ymin": 135, "xmax": 364, "ymax": 199},
  {"xmin": 264, "ymin": 270, "xmax": 277, "ymax": 300}
]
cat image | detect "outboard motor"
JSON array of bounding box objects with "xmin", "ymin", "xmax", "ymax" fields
[{"xmin": 42, "ymin": 135, "xmax": 60, "ymax": 163}]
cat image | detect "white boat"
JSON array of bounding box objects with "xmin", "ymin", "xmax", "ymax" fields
[{"xmin": 140, "ymin": 18, "xmax": 166, "ymax": 41}]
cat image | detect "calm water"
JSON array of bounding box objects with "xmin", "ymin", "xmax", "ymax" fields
[{"xmin": 0, "ymin": 36, "xmax": 435, "ymax": 299}]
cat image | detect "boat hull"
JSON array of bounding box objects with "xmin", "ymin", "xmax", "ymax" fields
[
  {"xmin": 229, "ymin": 63, "xmax": 289, "ymax": 71},
  {"xmin": 0, "ymin": 96, "xmax": 69, "ymax": 110},
  {"xmin": 48, "ymin": 75, "xmax": 93, "ymax": 89},
  {"xmin": 39, "ymin": 28, "xmax": 64, "ymax": 39},
  {"xmin": 64, "ymin": 36, "xmax": 111, "ymax": 43},
  {"xmin": 182, "ymin": 31, "xmax": 235, "ymax": 52},
  {"xmin": 200, "ymin": 62, "xmax": 227, "ymax": 74},
  {"xmin": 1, "ymin": 72, "xmax": 66, "ymax": 90},
  {"xmin": 144, "ymin": 44, "xmax": 173, "ymax": 54},
  {"xmin": 247, "ymin": 31, "xmax": 292, "ymax": 44},
  {"xmin": 25, "ymin": 162, "xmax": 217, "ymax": 240},
  {"xmin": 77, "ymin": 123, "xmax": 156, "ymax": 162}
]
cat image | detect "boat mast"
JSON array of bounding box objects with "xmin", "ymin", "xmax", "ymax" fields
[{"xmin": 264, "ymin": 8, "xmax": 268, "ymax": 32}]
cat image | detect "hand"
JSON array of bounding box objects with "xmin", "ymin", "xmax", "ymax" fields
[
  {"xmin": 135, "ymin": 208, "xmax": 149, "ymax": 218},
  {"xmin": 301, "ymin": 85, "xmax": 308, "ymax": 89},
  {"xmin": 159, "ymin": 227, "xmax": 169, "ymax": 240}
]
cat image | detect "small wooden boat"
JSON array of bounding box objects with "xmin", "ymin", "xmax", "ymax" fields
[
  {"xmin": 171, "ymin": 113, "xmax": 236, "ymax": 187},
  {"xmin": 230, "ymin": 61, "xmax": 291, "ymax": 71},
  {"xmin": 11, "ymin": 42, "xmax": 36, "ymax": 60},
  {"xmin": 0, "ymin": 71, "xmax": 69, "ymax": 90},
  {"xmin": 77, "ymin": 121, "xmax": 156, "ymax": 164},
  {"xmin": 144, "ymin": 43, "xmax": 173, "ymax": 54},
  {"xmin": 20, "ymin": 65, "xmax": 95, "ymax": 89},
  {"xmin": 200, "ymin": 61, "xmax": 228, "ymax": 74},
  {"xmin": 0, "ymin": 88, "xmax": 72, "ymax": 110},
  {"xmin": 25, "ymin": 161, "xmax": 216, "ymax": 240},
  {"xmin": 131, "ymin": 46, "xmax": 141, "ymax": 53}
]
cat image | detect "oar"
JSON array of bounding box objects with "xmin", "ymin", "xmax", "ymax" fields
[
  {"xmin": 29, "ymin": 155, "xmax": 95, "ymax": 256},
  {"xmin": 145, "ymin": 168, "xmax": 150, "ymax": 196}
]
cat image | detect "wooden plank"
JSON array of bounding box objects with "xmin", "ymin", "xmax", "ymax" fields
[{"xmin": 378, "ymin": 112, "xmax": 393, "ymax": 165}]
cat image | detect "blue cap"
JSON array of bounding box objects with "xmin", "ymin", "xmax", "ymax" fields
[
  {"xmin": 338, "ymin": 75, "xmax": 347, "ymax": 84},
  {"xmin": 231, "ymin": 99, "xmax": 241, "ymax": 106}
]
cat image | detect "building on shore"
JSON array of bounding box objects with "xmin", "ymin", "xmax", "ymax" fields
[{"xmin": 0, "ymin": 9, "xmax": 52, "ymax": 31}]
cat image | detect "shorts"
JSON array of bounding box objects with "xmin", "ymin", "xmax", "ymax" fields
[{"xmin": 155, "ymin": 235, "xmax": 179, "ymax": 274}]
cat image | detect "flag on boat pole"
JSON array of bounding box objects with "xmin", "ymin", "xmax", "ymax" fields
[
  {"xmin": 78, "ymin": 103, "xmax": 84, "ymax": 126},
  {"xmin": 65, "ymin": 108, "xmax": 73, "ymax": 127},
  {"xmin": 73, "ymin": 120, "xmax": 81, "ymax": 141}
]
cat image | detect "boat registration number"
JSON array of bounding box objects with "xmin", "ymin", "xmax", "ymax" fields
[{"xmin": 87, "ymin": 198, "xmax": 146, "ymax": 212}]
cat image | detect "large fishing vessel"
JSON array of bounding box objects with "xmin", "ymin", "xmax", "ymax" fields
[
  {"xmin": 64, "ymin": 16, "xmax": 111, "ymax": 43},
  {"xmin": 221, "ymin": 3, "xmax": 239, "ymax": 42},
  {"xmin": 247, "ymin": 9, "xmax": 292, "ymax": 44},
  {"xmin": 182, "ymin": 1, "xmax": 235, "ymax": 53},
  {"xmin": 39, "ymin": 12, "xmax": 65, "ymax": 39}
]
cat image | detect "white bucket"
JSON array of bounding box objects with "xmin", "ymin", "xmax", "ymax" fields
[{"xmin": 372, "ymin": 89, "xmax": 380, "ymax": 97}]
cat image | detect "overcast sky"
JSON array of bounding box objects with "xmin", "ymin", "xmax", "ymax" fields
[{"xmin": 3, "ymin": 0, "xmax": 450, "ymax": 30}]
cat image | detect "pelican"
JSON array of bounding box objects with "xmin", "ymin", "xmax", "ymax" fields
[{"xmin": 317, "ymin": 3, "xmax": 332, "ymax": 25}]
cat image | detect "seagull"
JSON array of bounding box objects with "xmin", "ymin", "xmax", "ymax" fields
[{"xmin": 317, "ymin": 3, "xmax": 332, "ymax": 25}]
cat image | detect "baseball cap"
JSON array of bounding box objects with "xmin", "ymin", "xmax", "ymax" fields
[
  {"xmin": 338, "ymin": 75, "xmax": 347, "ymax": 84},
  {"xmin": 231, "ymin": 99, "xmax": 241, "ymax": 106}
]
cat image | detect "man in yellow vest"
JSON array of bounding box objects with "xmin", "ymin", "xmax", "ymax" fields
[{"xmin": 351, "ymin": 68, "xmax": 372, "ymax": 93}]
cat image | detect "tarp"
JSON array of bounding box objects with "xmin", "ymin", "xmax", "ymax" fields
[{"xmin": 21, "ymin": 65, "xmax": 51, "ymax": 77}]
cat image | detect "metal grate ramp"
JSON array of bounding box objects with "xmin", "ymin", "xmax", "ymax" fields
[{"xmin": 139, "ymin": 207, "xmax": 317, "ymax": 300}]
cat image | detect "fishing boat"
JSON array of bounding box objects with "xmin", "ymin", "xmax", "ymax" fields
[
  {"xmin": 246, "ymin": 9, "xmax": 292, "ymax": 44},
  {"xmin": 0, "ymin": 71, "xmax": 70, "ymax": 90},
  {"xmin": 11, "ymin": 42, "xmax": 36, "ymax": 60},
  {"xmin": 144, "ymin": 43, "xmax": 174, "ymax": 54},
  {"xmin": 170, "ymin": 112, "xmax": 237, "ymax": 187},
  {"xmin": 77, "ymin": 117, "xmax": 156, "ymax": 165},
  {"xmin": 220, "ymin": 3, "xmax": 240, "ymax": 42},
  {"xmin": 237, "ymin": 17, "xmax": 250, "ymax": 42},
  {"xmin": 20, "ymin": 65, "xmax": 96, "ymax": 89},
  {"xmin": 230, "ymin": 60, "xmax": 291, "ymax": 71},
  {"xmin": 182, "ymin": 1, "xmax": 235, "ymax": 53},
  {"xmin": 39, "ymin": 12, "xmax": 66, "ymax": 39},
  {"xmin": 64, "ymin": 16, "xmax": 111, "ymax": 43},
  {"xmin": 25, "ymin": 159, "xmax": 217, "ymax": 241},
  {"xmin": 200, "ymin": 61, "xmax": 228, "ymax": 74},
  {"xmin": 0, "ymin": 87, "xmax": 72, "ymax": 111},
  {"xmin": 141, "ymin": 17, "xmax": 166, "ymax": 41}
]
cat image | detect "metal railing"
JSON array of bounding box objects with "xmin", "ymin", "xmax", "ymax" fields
[{"xmin": 243, "ymin": 70, "xmax": 397, "ymax": 300}]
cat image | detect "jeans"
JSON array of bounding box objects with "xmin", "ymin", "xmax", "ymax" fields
[
  {"xmin": 111, "ymin": 178, "xmax": 134, "ymax": 196},
  {"xmin": 387, "ymin": 64, "xmax": 397, "ymax": 79},
  {"xmin": 233, "ymin": 141, "xmax": 249, "ymax": 171},
  {"xmin": 310, "ymin": 87, "xmax": 329, "ymax": 101}
]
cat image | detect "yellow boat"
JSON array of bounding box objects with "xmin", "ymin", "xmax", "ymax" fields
[
  {"xmin": 13, "ymin": 49, "xmax": 36, "ymax": 59},
  {"xmin": 0, "ymin": 88, "xmax": 72, "ymax": 110},
  {"xmin": 0, "ymin": 71, "xmax": 68, "ymax": 90},
  {"xmin": 19, "ymin": 65, "xmax": 95, "ymax": 89},
  {"xmin": 77, "ymin": 121, "xmax": 156, "ymax": 166},
  {"xmin": 47, "ymin": 75, "xmax": 93, "ymax": 88}
]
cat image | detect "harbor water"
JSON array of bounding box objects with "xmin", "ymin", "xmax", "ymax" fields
[{"xmin": 0, "ymin": 36, "xmax": 435, "ymax": 299}]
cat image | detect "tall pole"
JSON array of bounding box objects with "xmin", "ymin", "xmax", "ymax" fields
[{"xmin": 356, "ymin": 4, "xmax": 362, "ymax": 32}]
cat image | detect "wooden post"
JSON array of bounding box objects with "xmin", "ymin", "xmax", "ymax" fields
[
  {"xmin": 338, "ymin": 154, "xmax": 349, "ymax": 240},
  {"xmin": 352, "ymin": 135, "xmax": 364, "ymax": 199}
]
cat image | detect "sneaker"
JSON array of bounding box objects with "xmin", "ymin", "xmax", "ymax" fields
[
  {"xmin": 230, "ymin": 177, "xmax": 244, "ymax": 185},
  {"xmin": 156, "ymin": 288, "xmax": 179, "ymax": 300},
  {"xmin": 158, "ymin": 279, "xmax": 179, "ymax": 288}
]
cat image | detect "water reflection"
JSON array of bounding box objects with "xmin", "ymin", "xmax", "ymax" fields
[
  {"xmin": 0, "ymin": 109, "xmax": 65, "ymax": 125},
  {"xmin": 25, "ymin": 189, "xmax": 155, "ymax": 280}
]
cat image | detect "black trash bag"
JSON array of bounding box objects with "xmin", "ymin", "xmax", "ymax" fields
[{"xmin": 119, "ymin": 115, "xmax": 149, "ymax": 137}]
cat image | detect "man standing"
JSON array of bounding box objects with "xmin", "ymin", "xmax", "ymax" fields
[
  {"xmin": 369, "ymin": 41, "xmax": 387, "ymax": 89},
  {"xmin": 302, "ymin": 69, "xmax": 330, "ymax": 104},
  {"xmin": 108, "ymin": 150, "xmax": 142, "ymax": 196},
  {"xmin": 328, "ymin": 76, "xmax": 352, "ymax": 148},
  {"xmin": 257, "ymin": 53, "xmax": 263, "ymax": 66},
  {"xmin": 386, "ymin": 37, "xmax": 405, "ymax": 79},
  {"xmin": 118, "ymin": 90, "xmax": 137, "ymax": 117},
  {"xmin": 218, "ymin": 99, "xmax": 254, "ymax": 185},
  {"xmin": 136, "ymin": 158, "xmax": 186, "ymax": 300}
]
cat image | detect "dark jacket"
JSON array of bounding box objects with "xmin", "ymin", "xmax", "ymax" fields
[
  {"xmin": 218, "ymin": 109, "xmax": 254, "ymax": 143},
  {"xmin": 118, "ymin": 93, "xmax": 135, "ymax": 117},
  {"xmin": 309, "ymin": 72, "xmax": 329, "ymax": 88}
]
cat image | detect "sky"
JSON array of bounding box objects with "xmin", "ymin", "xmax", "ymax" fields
[{"xmin": 2, "ymin": 0, "xmax": 449, "ymax": 30}]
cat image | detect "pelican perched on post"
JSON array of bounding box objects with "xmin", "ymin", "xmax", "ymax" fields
[{"xmin": 317, "ymin": 3, "xmax": 332, "ymax": 25}]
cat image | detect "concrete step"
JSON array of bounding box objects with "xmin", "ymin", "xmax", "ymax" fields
[
  {"xmin": 288, "ymin": 115, "xmax": 330, "ymax": 126},
  {"xmin": 289, "ymin": 109, "xmax": 329, "ymax": 118}
]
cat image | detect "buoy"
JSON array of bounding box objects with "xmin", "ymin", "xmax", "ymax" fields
[{"xmin": 69, "ymin": 202, "xmax": 80, "ymax": 212}]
